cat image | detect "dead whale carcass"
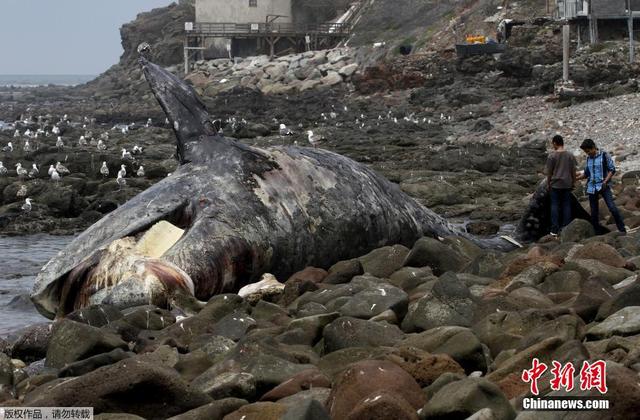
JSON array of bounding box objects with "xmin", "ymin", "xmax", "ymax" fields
[{"xmin": 30, "ymin": 56, "xmax": 518, "ymax": 319}]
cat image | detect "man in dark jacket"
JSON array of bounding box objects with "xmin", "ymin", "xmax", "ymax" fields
[
  {"xmin": 545, "ymin": 135, "xmax": 576, "ymax": 236},
  {"xmin": 578, "ymin": 138, "xmax": 626, "ymax": 233}
]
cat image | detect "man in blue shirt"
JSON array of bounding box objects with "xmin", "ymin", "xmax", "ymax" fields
[{"xmin": 578, "ymin": 138, "xmax": 626, "ymax": 233}]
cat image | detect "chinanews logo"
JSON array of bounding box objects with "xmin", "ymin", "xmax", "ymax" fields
[{"xmin": 520, "ymin": 358, "xmax": 610, "ymax": 411}]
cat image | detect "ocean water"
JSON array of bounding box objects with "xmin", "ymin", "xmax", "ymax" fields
[
  {"xmin": 0, "ymin": 234, "xmax": 74, "ymax": 336},
  {"xmin": 0, "ymin": 74, "xmax": 96, "ymax": 87}
]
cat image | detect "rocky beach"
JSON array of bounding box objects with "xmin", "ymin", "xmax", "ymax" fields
[{"xmin": 2, "ymin": 0, "xmax": 640, "ymax": 418}]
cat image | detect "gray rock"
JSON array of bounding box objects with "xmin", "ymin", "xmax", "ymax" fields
[
  {"xmin": 403, "ymin": 237, "xmax": 470, "ymax": 275},
  {"xmin": 67, "ymin": 304, "xmax": 123, "ymax": 327},
  {"xmin": 166, "ymin": 398, "xmax": 248, "ymax": 420},
  {"xmin": 211, "ymin": 311, "xmax": 257, "ymax": 341},
  {"xmin": 121, "ymin": 305, "xmax": 175, "ymax": 330},
  {"xmin": 338, "ymin": 63, "xmax": 358, "ymax": 77},
  {"xmin": 464, "ymin": 251, "xmax": 506, "ymax": 278},
  {"xmin": 323, "ymin": 317, "xmax": 405, "ymax": 353},
  {"xmin": 192, "ymin": 371, "xmax": 256, "ymax": 400},
  {"xmin": 0, "ymin": 353, "xmax": 13, "ymax": 386},
  {"xmin": 358, "ymin": 244, "xmax": 410, "ymax": 278},
  {"xmin": 299, "ymin": 79, "xmax": 321, "ymax": 91},
  {"xmin": 420, "ymin": 377, "xmax": 515, "ymax": 420},
  {"xmin": 561, "ymin": 219, "xmax": 595, "ymax": 243},
  {"xmin": 563, "ymin": 259, "xmax": 633, "ymax": 285},
  {"xmin": 324, "ymin": 258, "xmax": 363, "ymax": 284},
  {"xmin": 9, "ymin": 323, "xmax": 52, "ymax": 363},
  {"xmin": 400, "ymin": 326, "xmax": 487, "ymax": 373},
  {"xmin": 338, "ymin": 282, "xmax": 408, "ymax": 319},
  {"xmin": 539, "ymin": 270, "xmax": 583, "ymax": 294},
  {"xmin": 282, "ymin": 399, "xmax": 330, "ymax": 420},
  {"xmin": 389, "ymin": 266, "xmax": 436, "ymax": 292},
  {"xmin": 402, "ymin": 272, "xmax": 475, "ymax": 332},
  {"xmin": 587, "ymin": 306, "xmax": 640, "ymax": 339},
  {"xmin": 45, "ymin": 319, "xmax": 128, "ymax": 368},
  {"xmin": 505, "ymin": 262, "xmax": 558, "ymax": 291},
  {"xmin": 321, "ymin": 71, "xmax": 342, "ymax": 86},
  {"xmin": 58, "ymin": 348, "xmax": 133, "ymax": 377}
]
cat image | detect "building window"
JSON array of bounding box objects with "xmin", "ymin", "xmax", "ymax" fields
[{"xmin": 249, "ymin": 0, "xmax": 257, "ymax": 7}]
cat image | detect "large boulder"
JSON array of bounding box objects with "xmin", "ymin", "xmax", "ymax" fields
[
  {"xmin": 403, "ymin": 237, "xmax": 470, "ymax": 275},
  {"xmin": 45, "ymin": 319, "xmax": 128, "ymax": 368},
  {"xmin": 323, "ymin": 317, "xmax": 405, "ymax": 353},
  {"xmin": 325, "ymin": 360, "xmax": 425, "ymax": 419}
]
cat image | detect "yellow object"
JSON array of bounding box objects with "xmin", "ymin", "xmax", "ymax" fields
[
  {"xmin": 465, "ymin": 35, "xmax": 486, "ymax": 44},
  {"xmin": 136, "ymin": 220, "xmax": 184, "ymax": 258}
]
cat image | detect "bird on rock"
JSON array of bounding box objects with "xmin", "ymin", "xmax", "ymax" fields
[
  {"xmin": 118, "ymin": 164, "xmax": 126, "ymax": 178},
  {"xmin": 28, "ymin": 163, "xmax": 39, "ymax": 178},
  {"xmin": 136, "ymin": 165, "xmax": 145, "ymax": 177},
  {"xmin": 116, "ymin": 173, "xmax": 126, "ymax": 190},
  {"xmin": 0, "ymin": 162, "xmax": 7, "ymax": 176},
  {"xmin": 97, "ymin": 139, "xmax": 107, "ymax": 151},
  {"xmin": 21, "ymin": 198, "xmax": 32, "ymax": 213},
  {"xmin": 15, "ymin": 163, "xmax": 28, "ymax": 178},
  {"xmin": 55, "ymin": 162, "xmax": 70, "ymax": 175},
  {"xmin": 2, "ymin": 142, "xmax": 13, "ymax": 153},
  {"xmin": 16, "ymin": 185, "xmax": 27, "ymax": 198},
  {"xmin": 100, "ymin": 162, "xmax": 109, "ymax": 177}
]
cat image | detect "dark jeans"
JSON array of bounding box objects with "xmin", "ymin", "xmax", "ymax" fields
[
  {"xmin": 550, "ymin": 188, "xmax": 572, "ymax": 234},
  {"xmin": 588, "ymin": 186, "xmax": 626, "ymax": 233}
]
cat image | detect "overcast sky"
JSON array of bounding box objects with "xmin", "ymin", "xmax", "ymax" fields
[{"xmin": 0, "ymin": 0, "xmax": 175, "ymax": 75}]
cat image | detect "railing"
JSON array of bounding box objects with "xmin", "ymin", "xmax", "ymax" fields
[{"xmin": 190, "ymin": 21, "xmax": 350, "ymax": 36}]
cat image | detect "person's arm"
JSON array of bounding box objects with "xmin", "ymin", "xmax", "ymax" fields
[
  {"xmin": 603, "ymin": 153, "xmax": 615, "ymax": 186},
  {"xmin": 572, "ymin": 157, "xmax": 577, "ymax": 187},
  {"xmin": 545, "ymin": 155, "xmax": 554, "ymax": 190}
]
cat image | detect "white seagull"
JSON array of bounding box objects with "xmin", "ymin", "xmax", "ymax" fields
[
  {"xmin": 23, "ymin": 140, "xmax": 31, "ymax": 153},
  {"xmin": 2, "ymin": 142, "xmax": 13, "ymax": 153},
  {"xmin": 16, "ymin": 185, "xmax": 27, "ymax": 197},
  {"xmin": 15, "ymin": 163, "xmax": 27, "ymax": 178},
  {"xmin": 97, "ymin": 139, "xmax": 107, "ymax": 151},
  {"xmin": 0, "ymin": 162, "xmax": 7, "ymax": 175},
  {"xmin": 28, "ymin": 163, "xmax": 39, "ymax": 178},
  {"xmin": 116, "ymin": 173, "xmax": 126, "ymax": 190},
  {"xmin": 56, "ymin": 136, "xmax": 64, "ymax": 150},
  {"xmin": 306, "ymin": 130, "xmax": 321, "ymax": 148},
  {"xmin": 100, "ymin": 162, "xmax": 109, "ymax": 177},
  {"xmin": 78, "ymin": 135, "xmax": 87, "ymax": 146},
  {"xmin": 55, "ymin": 161, "xmax": 70, "ymax": 175},
  {"xmin": 121, "ymin": 148, "xmax": 132, "ymax": 160},
  {"xmin": 50, "ymin": 169, "xmax": 61, "ymax": 184},
  {"xmin": 118, "ymin": 164, "xmax": 127, "ymax": 178},
  {"xmin": 21, "ymin": 198, "xmax": 32, "ymax": 213},
  {"xmin": 136, "ymin": 165, "xmax": 145, "ymax": 177}
]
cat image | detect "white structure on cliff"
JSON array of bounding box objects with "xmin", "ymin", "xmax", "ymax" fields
[{"xmin": 183, "ymin": 0, "xmax": 368, "ymax": 71}]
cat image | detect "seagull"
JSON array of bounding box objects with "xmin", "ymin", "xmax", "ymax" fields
[
  {"xmin": 55, "ymin": 161, "xmax": 70, "ymax": 175},
  {"xmin": 97, "ymin": 139, "xmax": 107, "ymax": 151},
  {"xmin": 29, "ymin": 163, "xmax": 39, "ymax": 178},
  {"xmin": 15, "ymin": 163, "xmax": 27, "ymax": 178},
  {"xmin": 118, "ymin": 164, "xmax": 126, "ymax": 178},
  {"xmin": 307, "ymin": 130, "xmax": 321, "ymax": 148},
  {"xmin": 21, "ymin": 198, "xmax": 32, "ymax": 213},
  {"xmin": 136, "ymin": 166, "xmax": 145, "ymax": 177},
  {"xmin": 56, "ymin": 136, "xmax": 64, "ymax": 150},
  {"xmin": 48, "ymin": 164, "xmax": 55, "ymax": 176},
  {"xmin": 0, "ymin": 162, "xmax": 7, "ymax": 175},
  {"xmin": 100, "ymin": 132, "xmax": 109, "ymax": 141},
  {"xmin": 100, "ymin": 162, "xmax": 109, "ymax": 177},
  {"xmin": 116, "ymin": 173, "xmax": 126, "ymax": 190},
  {"xmin": 279, "ymin": 124, "xmax": 293, "ymax": 137},
  {"xmin": 2, "ymin": 142, "xmax": 13, "ymax": 153},
  {"xmin": 145, "ymin": 118, "xmax": 152, "ymax": 128},
  {"xmin": 52, "ymin": 126, "xmax": 60, "ymax": 135},
  {"xmin": 50, "ymin": 169, "xmax": 61, "ymax": 184},
  {"xmin": 23, "ymin": 140, "xmax": 31, "ymax": 153},
  {"xmin": 13, "ymin": 130, "xmax": 20, "ymax": 138},
  {"xmin": 121, "ymin": 148, "xmax": 132, "ymax": 160},
  {"xmin": 78, "ymin": 135, "xmax": 87, "ymax": 146},
  {"xmin": 16, "ymin": 185, "xmax": 27, "ymax": 198},
  {"xmin": 132, "ymin": 145, "xmax": 143, "ymax": 155}
]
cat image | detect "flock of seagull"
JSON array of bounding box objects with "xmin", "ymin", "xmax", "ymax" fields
[{"xmin": 0, "ymin": 115, "xmax": 155, "ymax": 213}]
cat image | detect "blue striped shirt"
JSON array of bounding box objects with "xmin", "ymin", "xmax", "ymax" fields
[{"xmin": 583, "ymin": 151, "xmax": 615, "ymax": 194}]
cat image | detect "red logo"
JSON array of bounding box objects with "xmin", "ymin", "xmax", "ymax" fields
[
  {"xmin": 521, "ymin": 358, "xmax": 548, "ymax": 395},
  {"xmin": 522, "ymin": 359, "xmax": 608, "ymax": 395},
  {"xmin": 579, "ymin": 360, "xmax": 607, "ymax": 394}
]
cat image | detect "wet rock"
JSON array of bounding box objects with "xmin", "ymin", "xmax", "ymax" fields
[
  {"xmin": 45, "ymin": 319, "xmax": 128, "ymax": 368},
  {"xmin": 279, "ymin": 312, "xmax": 340, "ymax": 346},
  {"xmin": 323, "ymin": 316, "xmax": 405, "ymax": 353},
  {"xmin": 338, "ymin": 281, "xmax": 408, "ymax": 319},
  {"xmin": 24, "ymin": 359, "xmax": 211, "ymax": 418},
  {"xmin": 211, "ymin": 311, "xmax": 257, "ymax": 341},
  {"xmin": 358, "ymin": 245, "xmax": 410, "ymax": 278},
  {"xmin": 402, "ymin": 272, "xmax": 475, "ymax": 332},
  {"xmin": 281, "ymin": 399, "xmax": 330, "ymax": 420},
  {"xmin": 121, "ymin": 305, "xmax": 175, "ymax": 330},
  {"xmin": 389, "ymin": 267, "xmax": 436, "ymax": 293},
  {"xmin": 326, "ymin": 360, "xmax": 425, "ymax": 419},
  {"xmin": 403, "ymin": 237, "xmax": 469, "ymax": 275},
  {"xmin": 261, "ymin": 368, "xmax": 331, "ymax": 401},
  {"xmin": 67, "ymin": 304, "xmax": 123, "ymax": 327},
  {"xmin": 560, "ymin": 219, "xmax": 595, "ymax": 243},
  {"xmin": 385, "ymin": 346, "xmax": 464, "ymax": 387},
  {"xmin": 400, "ymin": 326, "xmax": 486, "ymax": 373},
  {"xmin": 9, "ymin": 323, "xmax": 52, "ymax": 363},
  {"xmin": 562, "ymin": 259, "xmax": 633, "ymax": 286},
  {"xmin": 192, "ymin": 371, "xmax": 256, "ymax": 400},
  {"xmin": 58, "ymin": 348, "xmax": 134, "ymax": 377},
  {"xmin": 324, "ymin": 258, "xmax": 363, "ymax": 284},
  {"xmin": 419, "ymin": 377, "xmax": 516, "ymax": 420},
  {"xmin": 166, "ymin": 398, "xmax": 247, "ymax": 420},
  {"xmin": 223, "ymin": 402, "xmax": 287, "ymax": 420},
  {"xmin": 587, "ymin": 306, "xmax": 640, "ymax": 339}
]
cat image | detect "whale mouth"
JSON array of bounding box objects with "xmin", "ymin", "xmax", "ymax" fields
[
  {"xmin": 32, "ymin": 200, "xmax": 197, "ymax": 319},
  {"xmin": 57, "ymin": 221, "xmax": 194, "ymax": 316}
]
